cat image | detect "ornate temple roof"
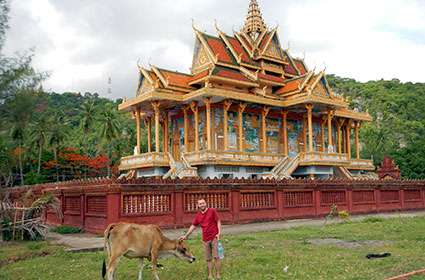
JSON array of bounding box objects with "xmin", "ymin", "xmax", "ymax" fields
[{"xmin": 119, "ymin": 0, "xmax": 371, "ymax": 122}]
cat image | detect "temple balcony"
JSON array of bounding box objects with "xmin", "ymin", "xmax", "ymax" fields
[
  {"xmin": 183, "ymin": 150, "xmax": 283, "ymax": 167},
  {"xmin": 299, "ymin": 152, "xmax": 351, "ymax": 166},
  {"xmin": 119, "ymin": 152, "xmax": 170, "ymax": 171}
]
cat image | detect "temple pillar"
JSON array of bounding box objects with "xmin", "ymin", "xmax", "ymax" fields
[
  {"xmin": 183, "ymin": 107, "xmax": 189, "ymax": 152},
  {"xmin": 327, "ymin": 109, "xmax": 333, "ymax": 152},
  {"xmin": 355, "ymin": 121, "xmax": 360, "ymax": 159},
  {"xmin": 204, "ymin": 98, "xmax": 212, "ymax": 151},
  {"xmin": 190, "ymin": 101, "xmax": 199, "ymax": 152},
  {"xmin": 238, "ymin": 103, "xmax": 247, "ymax": 152},
  {"xmin": 135, "ymin": 108, "xmax": 141, "ymax": 155},
  {"xmin": 320, "ymin": 119, "xmax": 325, "ymax": 152},
  {"xmin": 346, "ymin": 120, "xmax": 352, "ymax": 160},
  {"xmin": 281, "ymin": 111, "xmax": 288, "ymax": 156},
  {"xmin": 152, "ymin": 102, "xmax": 160, "ymax": 153},
  {"xmin": 336, "ymin": 119, "xmax": 344, "ymax": 154},
  {"xmin": 261, "ymin": 107, "xmax": 270, "ymax": 153},
  {"xmin": 223, "ymin": 100, "xmax": 232, "ymax": 151},
  {"xmin": 163, "ymin": 112, "xmax": 169, "ymax": 154},
  {"xmin": 145, "ymin": 117, "xmax": 152, "ymax": 153},
  {"xmin": 306, "ymin": 104, "xmax": 313, "ymax": 153}
]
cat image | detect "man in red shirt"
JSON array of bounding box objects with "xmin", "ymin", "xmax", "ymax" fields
[{"xmin": 180, "ymin": 198, "xmax": 222, "ymax": 280}]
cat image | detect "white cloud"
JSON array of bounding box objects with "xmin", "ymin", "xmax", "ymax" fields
[{"xmin": 3, "ymin": 0, "xmax": 425, "ymax": 99}]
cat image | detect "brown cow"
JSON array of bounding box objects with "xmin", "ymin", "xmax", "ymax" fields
[{"xmin": 102, "ymin": 223, "xmax": 196, "ymax": 280}]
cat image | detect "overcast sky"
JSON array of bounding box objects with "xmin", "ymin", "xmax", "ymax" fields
[{"xmin": 3, "ymin": 0, "xmax": 425, "ymax": 100}]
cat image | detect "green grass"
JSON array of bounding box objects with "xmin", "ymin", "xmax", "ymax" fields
[
  {"xmin": 1, "ymin": 217, "xmax": 425, "ymax": 280},
  {"xmin": 50, "ymin": 225, "xmax": 82, "ymax": 234}
]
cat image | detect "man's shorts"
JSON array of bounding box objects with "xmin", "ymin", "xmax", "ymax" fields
[{"xmin": 202, "ymin": 238, "xmax": 219, "ymax": 261}]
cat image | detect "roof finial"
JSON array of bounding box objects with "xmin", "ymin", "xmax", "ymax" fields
[{"xmin": 242, "ymin": 0, "xmax": 267, "ymax": 40}]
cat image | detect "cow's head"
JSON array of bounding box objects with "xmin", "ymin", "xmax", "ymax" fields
[{"xmin": 174, "ymin": 240, "xmax": 196, "ymax": 263}]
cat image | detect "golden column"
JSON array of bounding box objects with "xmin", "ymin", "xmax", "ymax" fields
[
  {"xmin": 346, "ymin": 120, "xmax": 352, "ymax": 160},
  {"xmin": 190, "ymin": 101, "xmax": 199, "ymax": 152},
  {"xmin": 183, "ymin": 107, "xmax": 189, "ymax": 152},
  {"xmin": 151, "ymin": 101, "xmax": 161, "ymax": 153},
  {"xmin": 355, "ymin": 121, "xmax": 360, "ymax": 159},
  {"xmin": 238, "ymin": 103, "xmax": 247, "ymax": 152},
  {"xmin": 145, "ymin": 117, "xmax": 152, "ymax": 153},
  {"xmin": 204, "ymin": 97, "xmax": 212, "ymax": 151},
  {"xmin": 281, "ymin": 110, "xmax": 288, "ymax": 156},
  {"xmin": 163, "ymin": 112, "xmax": 169, "ymax": 154},
  {"xmin": 223, "ymin": 100, "xmax": 232, "ymax": 151},
  {"xmin": 261, "ymin": 106, "xmax": 270, "ymax": 153},
  {"xmin": 320, "ymin": 119, "xmax": 325, "ymax": 152},
  {"xmin": 135, "ymin": 108, "xmax": 141, "ymax": 155},
  {"xmin": 336, "ymin": 118, "xmax": 344, "ymax": 154},
  {"xmin": 327, "ymin": 109, "xmax": 333, "ymax": 151},
  {"xmin": 306, "ymin": 104, "xmax": 314, "ymax": 153}
]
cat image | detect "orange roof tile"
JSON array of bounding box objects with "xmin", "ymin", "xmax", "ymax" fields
[
  {"xmin": 275, "ymin": 79, "xmax": 302, "ymax": 95},
  {"xmin": 294, "ymin": 59, "xmax": 307, "ymax": 75},
  {"xmin": 257, "ymin": 72, "xmax": 285, "ymax": 84},
  {"xmin": 284, "ymin": 63, "xmax": 298, "ymax": 76},
  {"xmin": 159, "ymin": 69, "xmax": 193, "ymax": 89},
  {"xmin": 213, "ymin": 67, "xmax": 252, "ymax": 83},
  {"xmin": 226, "ymin": 36, "xmax": 258, "ymax": 66},
  {"xmin": 204, "ymin": 35, "xmax": 237, "ymax": 65},
  {"xmin": 258, "ymin": 32, "xmax": 271, "ymax": 52},
  {"xmin": 189, "ymin": 69, "xmax": 210, "ymax": 83}
]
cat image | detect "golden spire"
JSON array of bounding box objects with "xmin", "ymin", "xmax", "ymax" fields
[{"xmin": 242, "ymin": 0, "xmax": 267, "ymax": 40}]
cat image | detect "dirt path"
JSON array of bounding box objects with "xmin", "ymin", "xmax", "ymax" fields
[{"xmin": 47, "ymin": 210, "xmax": 425, "ymax": 252}]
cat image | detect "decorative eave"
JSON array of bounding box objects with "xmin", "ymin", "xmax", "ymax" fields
[
  {"xmin": 151, "ymin": 65, "xmax": 168, "ymax": 87},
  {"xmin": 138, "ymin": 66, "xmax": 154, "ymax": 85},
  {"xmin": 216, "ymin": 24, "xmax": 241, "ymax": 64},
  {"xmin": 259, "ymin": 27, "xmax": 277, "ymax": 56},
  {"xmin": 334, "ymin": 108, "xmax": 373, "ymax": 122},
  {"xmin": 235, "ymin": 32, "xmax": 255, "ymax": 58},
  {"xmin": 193, "ymin": 25, "xmax": 218, "ymax": 64}
]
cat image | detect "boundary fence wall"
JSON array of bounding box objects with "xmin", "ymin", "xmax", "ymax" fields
[{"xmin": 3, "ymin": 178, "xmax": 425, "ymax": 233}]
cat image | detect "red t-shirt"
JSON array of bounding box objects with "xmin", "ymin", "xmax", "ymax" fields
[{"xmin": 192, "ymin": 208, "xmax": 220, "ymax": 242}]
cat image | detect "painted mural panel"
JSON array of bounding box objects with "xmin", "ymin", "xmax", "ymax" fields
[
  {"xmin": 266, "ymin": 117, "xmax": 280, "ymax": 153},
  {"xmin": 227, "ymin": 111, "xmax": 238, "ymax": 151},
  {"xmin": 312, "ymin": 121, "xmax": 322, "ymax": 151},
  {"xmin": 287, "ymin": 119, "xmax": 303, "ymax": 157},
  {"xmin": 244, "ymin": 113, "xmax": 260, "ymax": 152},
  {"xmin": 199, "ymin": 111, "xmax": 206, "ymax": 150}
]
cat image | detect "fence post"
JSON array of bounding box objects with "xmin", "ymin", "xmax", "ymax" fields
[
  {"xmin": 174, "ymin": 190, "xmax": 184, "ymax": 228},
  {"xmin": 314, "ymin": 189, "xmax": 321, "ymax": 217},
  {"xmin": 80, "ymin": 193, "xmax": 85, "ymax": 228},
  {"xmin": 277, "ymin": 188, "xmax": 284, "ymax": 219},
  {"xmin": 400, "ymin": 188, "xmax": 405, "ymax": 210},
  {"xmin": 106, "ymin": 188, "xmax": 121, "ymax": 226},
  {"xmin": 231, "ymin": 189, "xmax": 240, "ymax": 224}
]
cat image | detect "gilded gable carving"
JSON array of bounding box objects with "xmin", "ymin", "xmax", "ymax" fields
[{"xmin": 192, "ymin": 39, "xmax": 210, "ymax": 71}]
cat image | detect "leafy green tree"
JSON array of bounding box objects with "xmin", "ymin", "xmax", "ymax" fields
[
  {"xmin": 30, "ymin": 113, "xmax": 50, "ymax": 175},
  {"xmin": 98, "ymin": 105, "xmax": 121, "ymax": 177},
  {"xmin": 48, "ymin": 113, "xmax": 68, "ymax": 181}
]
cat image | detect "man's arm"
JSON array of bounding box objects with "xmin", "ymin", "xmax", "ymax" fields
[
  {"xmin": 180, "ymin": 224, "xmax": 197, "ymax": 240},
  {"xmin": 216, "ymin": 220, "xmax": 222, "ymax": 240}
]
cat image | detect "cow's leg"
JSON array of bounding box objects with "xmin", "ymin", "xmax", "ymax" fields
[
  {"xmin": 137, "ymin": 258, "xmax": 145, "ymax": 280},
  {"xmin": 150, "ymin": 250, "xmax": 160, "ymax": 280},
  {"xmin": 107, "ymin": 254, "xmax": 122, "ymax": 280}
]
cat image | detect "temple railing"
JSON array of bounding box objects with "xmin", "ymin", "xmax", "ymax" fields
[
  {"xmin": 183, "ymin": 150, "xmax": 283, "ymax": 166},
  {"xmin": 348, "ymin": 159, "xmax": 375, "ymax": 170},
  {"xmin": 299, "ymin": 152, "xmax": 350, "ymax": 166},
  {"xmin": 119, "ymin": 152, "xmax": 170, "ymax": 170}
]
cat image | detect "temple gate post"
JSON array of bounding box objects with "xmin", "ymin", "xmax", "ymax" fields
[
  {"xmin": 135, "ymin": 108, "xmax": 141, "ymax": 155},
  {"xmin": 355, "ymin": 121, "xmax": 361, "ymax": 159},
  {"xmin": 238, "ymin": 103, "xmax": 247, "ymax": 152},
  {"xmin": 183, "ymin": 106, "xmax": 189, "ymax": 152},
  {"xmin": 190, "ymin": 101, "xmax": 199, "ymax": 152},
  {"xmin": 346, "ymin": 120, "xmax": 352, "ymax": 160},
  {"xmin": 327, "ymin": 109, "xmax": 333, "ymax": 151},
  {"xmin": 152, "ymin": 101, "xmax": 161, "ymax": 153},
  {"xmin": 223, "ymin": 100, "xmax": 232, "ymax": 151},
  {"xmin": 306, "ymin": 104, "xmax": 314, "ymax": 153},
  {"xmin": 281, "ymin": 110, "xmax": 288, "ymax": 156},
  {"xmin": 261, "ymin": 106, "xmax": 270, "ymax": 153}
]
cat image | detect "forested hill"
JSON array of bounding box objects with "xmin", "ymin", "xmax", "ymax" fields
[
  {"xmin": 1, "ymin": 76, "xmax": 425, "ymax": 186},
  {"xmin": 328, "ymin": 75, "xmax": 425, "ymax": 178}
]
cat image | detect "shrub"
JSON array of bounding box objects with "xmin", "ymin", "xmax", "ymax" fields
[
  {"xmin": 363, "ymin": 217, "xmax": 385, "ymax": 223},
  {"xmin": 50, "ymin": 225, "xmax": 82, "ymax": 234}
]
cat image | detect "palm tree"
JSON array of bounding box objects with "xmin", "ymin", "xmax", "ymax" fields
[
  {"xmin": 79, "ymin": 100, "xmax": 95, "ymax": 153},
  {"xmin": 11, "ymin": 125, "xmax": 25, "ymax": 184},
  {"xmin": 48, "ymin": 114, "xmax": 68, "ymax": 181},
  {"xmin": 99, "ymin": 105, "xmax": 120, "ymax": 177},
  {"xmin": 30, "ymin": 114, "xmax": 50, "ymax": 175}
]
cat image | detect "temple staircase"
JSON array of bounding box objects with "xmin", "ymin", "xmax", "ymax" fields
[
  {"xmin": 163, "ymin": 153, "xmax": 198, "ymax": 179},
  {"xmin": 336, "ymin": 166, "xmax": 354, "ymax": 179},
  {"xmin": 262, "ymin": 154, "xmax": 300, "ymax": 179}
]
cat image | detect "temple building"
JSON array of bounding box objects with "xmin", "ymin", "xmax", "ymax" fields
[{"xmin": 118, "ymin": 0, "xmax": 375, "ymax": 179}]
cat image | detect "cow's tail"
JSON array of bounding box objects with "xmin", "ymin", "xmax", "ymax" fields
[{"xmin": 102, "ymin": 223, "xmax": 116, "ymax": 279}]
